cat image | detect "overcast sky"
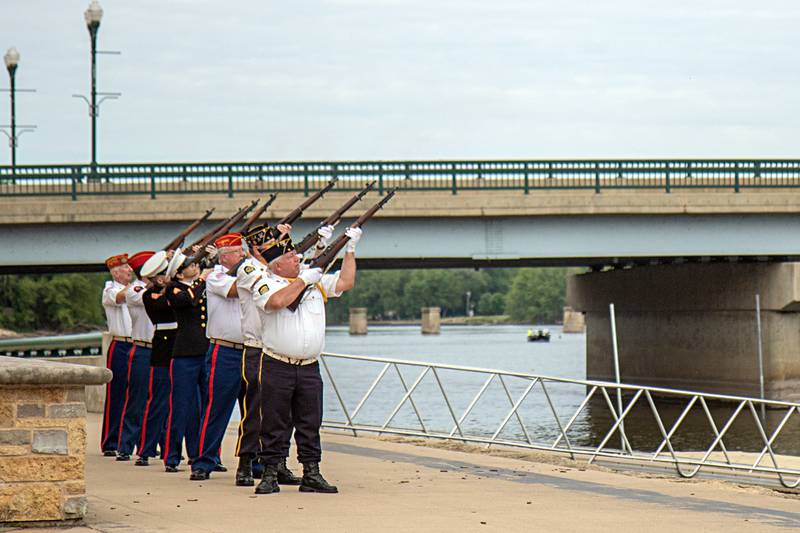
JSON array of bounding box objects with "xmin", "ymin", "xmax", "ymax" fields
[{"xmin": 1, "ymin": 0, "xmax": 798, "ymax": 164}]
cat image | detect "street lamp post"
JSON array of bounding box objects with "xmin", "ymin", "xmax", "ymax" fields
[
  {"xmin": 85, "ymin": 0, "xmax": 102, "ymax": 169},
  {"xmin": 1, "ymin": 47, "xmax": 36, "ymax": 179}
]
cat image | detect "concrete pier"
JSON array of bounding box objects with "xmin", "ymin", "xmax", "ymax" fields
[
  {"xmin": 562, "ymin": 306, "xmax": 586, "ymax": 333},
  {"xmin": 421, "ymin": 307, "xmax": 441, "ymax": 334},
  {"xmin": 567, "ymin": 263, "xmax": 800, "ymax": 401},
  {"xmin": 349, "ymin": 307, "xmax": 368, "ymax": 335}
]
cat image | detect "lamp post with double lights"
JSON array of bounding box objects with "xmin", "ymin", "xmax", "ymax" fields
[
  {"xmin": 1, "ymin": 47, "xmax": 36, "ymax": 178},
  {"xmin": 73, "ymin": 0, "xmax": 120, "ymax": 173}
]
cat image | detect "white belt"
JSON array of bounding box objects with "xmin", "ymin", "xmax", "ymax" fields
[
  {"xmin": 155, "ymin": 322, "xmax": 178, "ymax": 330},
  {"xmin": 263, "ymin": 350, "xmax": 317, "ymax": 366}
]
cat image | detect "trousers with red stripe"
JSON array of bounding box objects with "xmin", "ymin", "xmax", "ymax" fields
[
  {"xmin": 164, "ymin": 355, "xmax": 206, "ymax": 468},
  {"xmin": 117, "ymin": 346, "xmax": 152, "ymax": 455},
  {"xmin": 101, "ymin": 340, "xmax": 134, "ymax": 453},
  {"xmin": 192, "ymin": 344, "xmax": 242, "ymax": 474},
  {"xmin": 137, "ymin": 365, "xmax": 170, "ymax": 459}
]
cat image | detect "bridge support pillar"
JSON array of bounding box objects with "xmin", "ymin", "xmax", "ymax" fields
[
  {"xmin": 421, "ymin": 307, "xmax": 441, "ymax": 334},
  {"xmin": 349, "ymin": 307, "xmax": 368, "ymax": 335},
  {"xmin": 568, "ymin": 263, "xmax": 800, "ymax": 402}
]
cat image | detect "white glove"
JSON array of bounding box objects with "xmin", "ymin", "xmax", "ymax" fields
[
  {"xmin": 298, "ymin": 267, "xmax": 323, "ymax": 286},
  {"xmin": 205, "ymin": 244, "xmax": 218, "ymax": 260},
  {"xmin": 317, "ymin": 225, "xmax": 335, "ymax": 247},
  {"xmin": 345, "ymin": 226, "xmax": 362, "ymax": 253}
]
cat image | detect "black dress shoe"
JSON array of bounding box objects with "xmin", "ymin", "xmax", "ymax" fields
[
  {"xmin": 277, "ymin": 459, "xmax": 301, "ymax": 485},
  {"xmin": 213, "ymin": 463, "xmax": 228, "ymax": 472},
  {"xmin": 103, "ymin": 450, "xmax": 117, "ymax": 457},
  {"xmin": 165, "ymin": 465, "xmax": 179, "ymax": 473},
  {"xmin": 254, "ymin": 465, "xmax": 280, "ymax": 495},
  {"xmin": 116, "ymin": 453, "xmax": 131, "ymax": 461},
  {"xmin": 135, "ymin": 457, "xmax": 149, "ymax": 466},
  {"xmin": 299, "ymin": 462, "xmax": 338, "ymax": 493},
  {"xmin": 190, "ymin": 470, "xmax": 210, "ymax": 481}
]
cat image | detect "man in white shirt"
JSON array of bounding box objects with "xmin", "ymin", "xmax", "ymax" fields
[
  {"xmin": 116, "ymin": 251, "xmax": 156, "ymax": 461},
  {"xmin": 100, "ymin": 253, "xmax": 134, "ymax": 456},
  {"xmin": 250, "ymin": 225, "xmax": 361, "ymax": 495}
]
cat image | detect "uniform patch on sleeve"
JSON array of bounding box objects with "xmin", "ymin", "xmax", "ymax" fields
[
  {"xmin": 258, "ymin": 284, "xmax": 269, "ymax": 295},
  {"xmin": 150, "ymin": 293, "xmax": 162, "ymax": 300},
  {"xmin": 173, "ymin": 287, "xmax": 181, "ymax": 295},
  {"xmin": 244, "ymin": 265, "xmax": 255, "ymax": 275}
]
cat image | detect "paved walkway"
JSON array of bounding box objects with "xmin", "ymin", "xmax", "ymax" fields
[{"xmin": 5, "ymin": 413, "xmax": 800, "ymax": 532}]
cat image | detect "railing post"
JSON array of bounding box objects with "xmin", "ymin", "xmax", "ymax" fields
[
  {"xmin": 150, "ymin": 172, "xmax": 156, "ymax": 199},
  {"xmin": 594, "ymin": 163, "xmax": 601, "ymax": 193},
  {"xmin": 524, "ymin": 163, "xmax": 530, "ymax": 195},
  {"xmin": 70, "ymin": 173, "xmax": 78, "ymax": 201},
  {"xmin": 227, "ymin": 165, "xmax": 234, "ymax": 198},
  {"xmin": 303, "ymin": 170, "xmax": 310, "ymax": 197},
  {"xmin": 665, "ymin": 163, "xmax": 671, "ymax": 194},
  {"xmin": 451, "ymin": 163, "xmax": 457, "ymax": 195},
  {"xmin": 378, "ymin": 168, "xmax": 385, "ymax": 196},
  {"xmin": 734, "ymin": 162, "xmax": 741, "ymax": 193}
]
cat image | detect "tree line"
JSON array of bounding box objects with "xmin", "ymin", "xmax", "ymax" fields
[{"xmin": 0, "ymin": 268, "xmax": 572, "ymax": 333}]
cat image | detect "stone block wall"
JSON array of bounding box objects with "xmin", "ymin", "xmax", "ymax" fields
[{"xmin": 0, "ymin": 384, "xmax": 89, "ymax": 523}]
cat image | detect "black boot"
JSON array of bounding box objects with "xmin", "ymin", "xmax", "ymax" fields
[
  {"xmin": 135, "ymin": 456, "xmax": 149, "ymax": 466},
  {"xmin": 254, "ymin": 464, "xmax": 280, "ymax": 495},
  {"xmin": 299, "ymin": 462, "xmax": 338, "ymax": 493},
  {"xmin": 236, "ymin": 455, "xmax": 254, "ymax": 487},
  {"xmin": 277, "ymin": 458, "xmax": 301, "ymax": 485}
]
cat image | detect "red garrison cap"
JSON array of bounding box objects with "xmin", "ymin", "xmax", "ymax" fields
[
  {"xmin": 105, "ymin": 253, "xmax": 129, "ymax": 270},
  {"xmin": 214, "ymin": 233, "xmax": 243, "ymax": 249},
  {"xmin": 128, "ymin": 251, "xmax": 155, "ymax": 271}
]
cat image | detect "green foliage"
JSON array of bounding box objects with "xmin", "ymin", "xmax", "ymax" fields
[
  {"xmin": 0, "ymin": 273, "xmax": 107, "ymax": 332},
  {"xmin": 327, "ymin": 267, "xmax": 571, "ymax": 324}
]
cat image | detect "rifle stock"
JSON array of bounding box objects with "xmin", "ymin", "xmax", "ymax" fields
[
  {"xmin": 164, "ymin": 208, "xmax": 215, "ymax": 250},
  {"xmin": 286, "ymin": 188, "xmax": 397, "ymax": 312},
  {"xmin": 293, "ymin": 181, "xmax": 376, "ymax": 254}
]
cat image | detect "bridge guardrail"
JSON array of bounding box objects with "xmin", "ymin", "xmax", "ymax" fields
[
  {"xmin": 0, "ymin": 332, "xmax": 103, "ymax": 357},
  {"xmin": 319, "ymin": 351, "xmax": 800, "ymax": 489},
  {"xmin": 2, "ymin": 159, "xmax": 800, "ymax": 199}
]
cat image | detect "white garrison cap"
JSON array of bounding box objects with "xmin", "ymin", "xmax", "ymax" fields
[
  {"xmin": 140, "ymin": 251, "xmax": 169, "ymax": 278},
  {"xmin": 166, "ymin": 248, "xmax": 188, "ymax": 279}
]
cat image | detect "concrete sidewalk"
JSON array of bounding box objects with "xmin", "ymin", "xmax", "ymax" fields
[{"xmin": 4, "ymin": 413, "xmax": 800, "ymax": 532}]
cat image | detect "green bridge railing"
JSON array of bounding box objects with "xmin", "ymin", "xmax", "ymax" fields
[{"xmin": 1, "ymin": 159, "xmax": 800, "ymax": 199}]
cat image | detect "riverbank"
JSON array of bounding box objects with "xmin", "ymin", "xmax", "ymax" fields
[{"xmin": 9, "ymin": 413, "xmax": 798, "ymax": 532}]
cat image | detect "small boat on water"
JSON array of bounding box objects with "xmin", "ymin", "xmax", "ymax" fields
[{"xmin": 527, "ymin": 329, "xmax": 551, "ymax": 342}]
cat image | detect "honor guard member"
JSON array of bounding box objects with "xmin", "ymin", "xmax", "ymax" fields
[
  {"xmin": 116, "ymin": 251, "xmax": 156, "ymax": 461},
  {"xmin": 251, "ymin": 226, "xmax": 362, "ymax": 494},
  {"xmin": 101, "ymin": 253, "xmax": 134, "ymax": 456},
  {"xmin": 190, "ymin": 233, "xmax": 249, "ymax": 480},
  {"xmin": 234, "ymin": 224, "xmax": 304, "ymax": 487},
  {"xmin": 163, "ymin": 249, "xmax": 209, "ymax": 472},
  {"xmin": 136, "ymin": 251, "xmax": 177, "ymax": 466}
]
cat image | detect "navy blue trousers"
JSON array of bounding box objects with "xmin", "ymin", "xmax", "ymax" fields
[
  {"xmin": 164, "ymin": 355, "xmax": 206, "ymax": 468},
  {"xmin": 193, "ymin": 344, "xmax": 243, "ymax": 474},
  {"xmin": 137, "ymin": 365, "xmax": 171, "ymax": 459},
  {"xmin": 118, "ymin": 345, "xmax": 152, "ymax": 455},
  {"xmin": 101, "ymin": 340, "xmax": 133, "ymax": 453}
]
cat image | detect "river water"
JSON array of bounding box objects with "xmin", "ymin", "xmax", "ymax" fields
[{"xmin": 318, "ymin": 324, "xmax": 800, "ymax": 455}]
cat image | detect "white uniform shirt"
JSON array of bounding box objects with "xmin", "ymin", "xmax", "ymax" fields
[
  {"xmin": 206, "ymin": 264, "xmax": 245, "ymax": 344},
  {"xmin": 235, "ymin": 257, "xmax": 268, "ymax": 348},
  {"xmin": 102, "ymin": 280, "xmax": 132, "ymax": 338},
  {"xmin": 252, "ymin": 271, "xmax": 342, "ymax": 359},
  {"xmin": 126, "ymin": 279, "xmax": 154, "ymax": 342}
]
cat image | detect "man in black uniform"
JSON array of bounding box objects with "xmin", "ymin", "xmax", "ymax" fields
[
  {"xmin": 163, "ymin": 249, "xmax": 209, "ymax": 472},
  {"xmin": 136, "ymin": 251, "xmax": 177, "ymax": 466}
]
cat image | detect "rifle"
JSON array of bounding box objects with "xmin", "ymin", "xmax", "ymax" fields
[
  {"xmin": 163, "ymin": 208, "xmax": 215, "ymax": 251},
  {"xmin": 277, "ymin": 178, "xmax": 338, "ymax": 226},
  {"xmin": 286, "ymin": 188, "xmax": 397, "ymax": 312},
  {"xmin": 184, "ymin": 199, "xmax": 259, "ymax": 252},
  {"xmin": 293, "ymin": 181, "xmax": 376, "ymax": 255},
  {"xmin": 185, "ymin": 199, "xmax": 260, "ymax": 266},
  {"xmin": 240, "ymin": 193, "xmax": 278, "ymax": 233}
]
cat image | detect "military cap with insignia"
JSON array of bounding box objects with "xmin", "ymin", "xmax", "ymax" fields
[
  {"xmin": 244, "ymin": 224, "xmax": 294, "ymax": 262},
  {"xmin": 214, "ymin": 232, "xmax": 243, "ymax": 250},
  {"xmin": 105, "ymin": 253, "xmax": 129, "ymax": 270},
  {"xmin": 140, "ymin": 251, "xmax": 170, "ymax": 278}
]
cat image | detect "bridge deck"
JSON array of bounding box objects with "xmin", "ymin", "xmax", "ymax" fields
[{"xmin": 31, "ymin": 413, "xmax": 800, "ymax": 532}]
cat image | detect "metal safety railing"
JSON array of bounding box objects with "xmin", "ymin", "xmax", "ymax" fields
[
  {"xmin": 319, "ymin": 352, "xmax": 800, "ymax": 489},
  {"xmin": 2, "ymin": 159, "xmax": 800, "ymax": 199},
  {"xmin": 0, "ymin": 332, "xmax": 103, "ymax": 358}
]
